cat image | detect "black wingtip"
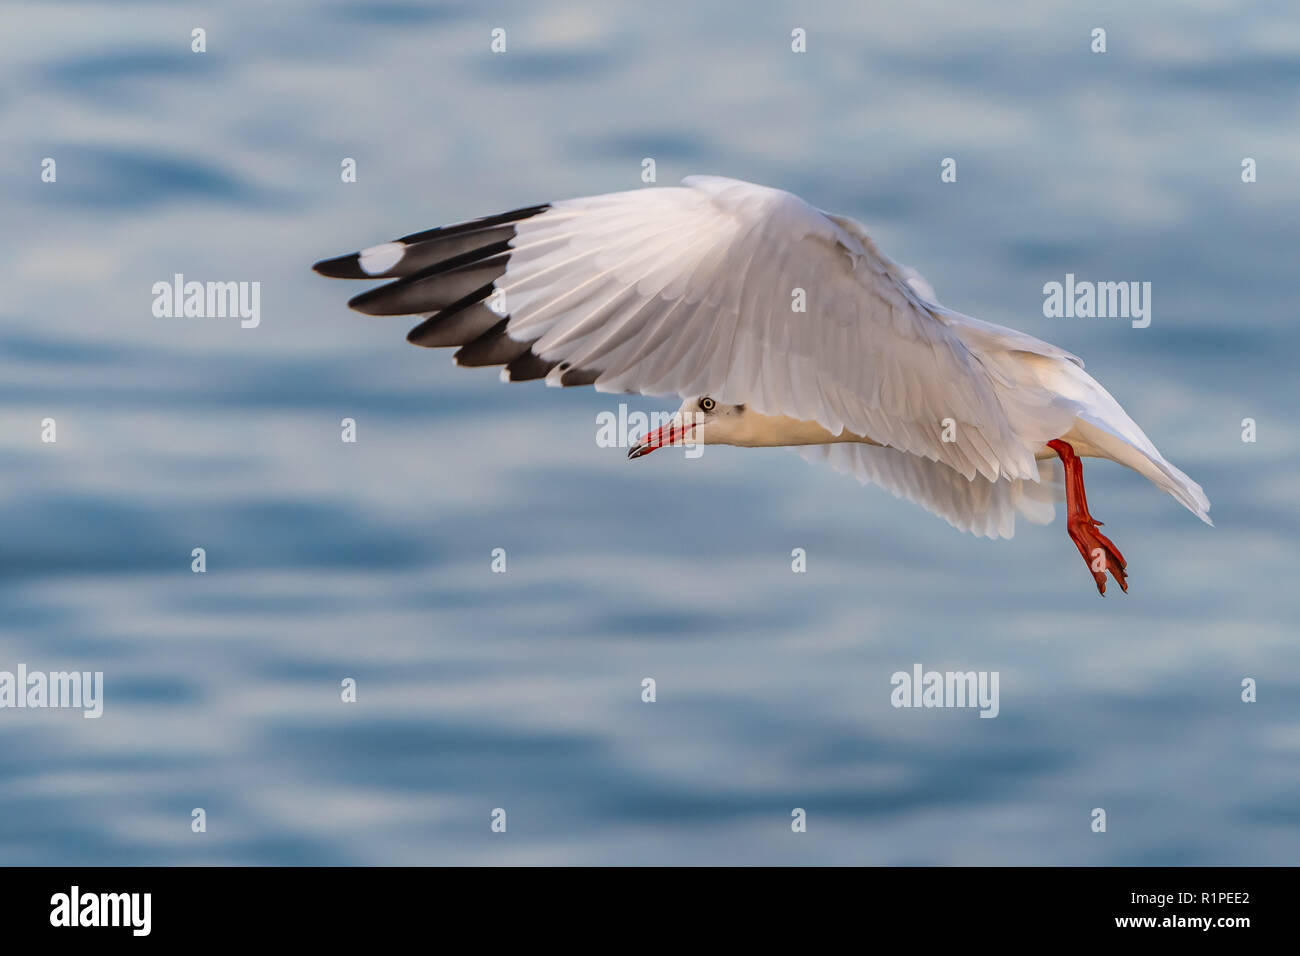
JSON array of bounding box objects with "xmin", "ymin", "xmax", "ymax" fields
[
  {"xmin": 312, "ymin": 254, "xmax": 368, "ymax": 279},
  {"xmin": 313, "ymin": 203, "xmax": 552, "ymax": 283},
  {"xmin": 346, "ymin": 284, "xmax": 397, "ymax": 315}
]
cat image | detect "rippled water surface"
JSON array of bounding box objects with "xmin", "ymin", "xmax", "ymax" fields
[{"xmin": 2, "ymin": 0, "xmax": 1298, "ymax": 864}]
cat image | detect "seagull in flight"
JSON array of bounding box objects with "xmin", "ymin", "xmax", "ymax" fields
[{"xmin": 313, "ymin": 176, "xmax": 1211, "ymax": 595}]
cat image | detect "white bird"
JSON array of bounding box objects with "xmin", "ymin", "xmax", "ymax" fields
[{"xmin": 314, "ymin": 176, "xmax": 1211, "ymax": 595}]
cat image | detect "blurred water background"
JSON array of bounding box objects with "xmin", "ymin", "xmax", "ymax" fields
[{"xmin": 1, "ymin": 0, "xmax": 1298, "ymax": 865}]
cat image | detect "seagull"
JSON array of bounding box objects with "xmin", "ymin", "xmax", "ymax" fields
[{"xmin": 313, "ymin": 175, "xmax": 1211, "ymax": 595}]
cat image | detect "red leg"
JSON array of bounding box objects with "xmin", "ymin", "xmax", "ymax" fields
[{"xmin": 1047, "ymin": 439, "xmax": 1128, "ymax": 596}]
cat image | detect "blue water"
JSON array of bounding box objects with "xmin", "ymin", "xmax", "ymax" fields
[{"xmin": 2, "ymin": 0, "xmax": 1298, "ymax": 865}]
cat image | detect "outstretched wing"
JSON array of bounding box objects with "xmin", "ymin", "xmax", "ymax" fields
[{"xmin": 313, "ymin": 176, "xmax": 1042, "ymax": 481}]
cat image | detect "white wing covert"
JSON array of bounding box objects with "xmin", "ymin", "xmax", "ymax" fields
[{"xmin": 799, "ymin": 444, "xmax": 1063, "ymax": 540}]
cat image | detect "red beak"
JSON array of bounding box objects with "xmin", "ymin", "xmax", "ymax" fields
[{"xmin": 628, "ymin": 419, "xmax": 691, "ymax": 459}]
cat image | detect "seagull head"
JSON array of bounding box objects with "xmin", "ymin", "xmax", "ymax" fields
[{"xmin": 626, "ymin": 396, "xmax": 747, "ymax": 458}]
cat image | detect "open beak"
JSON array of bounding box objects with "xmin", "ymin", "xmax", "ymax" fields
[{"xmin": 627, "ymin": 418, "xmax": 694, "ymax": 459}]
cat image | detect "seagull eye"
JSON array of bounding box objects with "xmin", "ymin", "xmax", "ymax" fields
[{"xmin": 699, "ymin": 397, "xmax": 716, "ymax": 412}]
